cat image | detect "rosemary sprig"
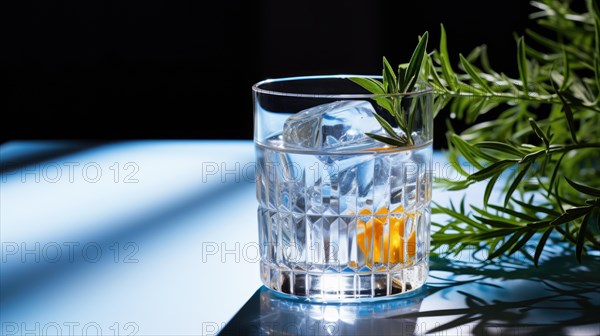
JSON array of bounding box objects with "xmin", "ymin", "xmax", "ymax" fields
[
  {"xmin": 349, "ymin": 32, "xmax": 429, "ymax": 147},
  {"xmin": 352, "ymin": 0, "xmax": 600, "ymax": 265}
]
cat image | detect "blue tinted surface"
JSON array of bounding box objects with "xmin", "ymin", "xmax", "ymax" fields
[
  {"xmin": 1, "ymin": 141, "xmax": 598, "ymax": 336},
  {"xmin": 1, "ymin": 141, "xmax": 260, "ymax": 335}
]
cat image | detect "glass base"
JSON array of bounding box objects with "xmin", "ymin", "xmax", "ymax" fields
[{"xmin": 260, "ymin": 260, "xmax": 428, "ymax": 302}]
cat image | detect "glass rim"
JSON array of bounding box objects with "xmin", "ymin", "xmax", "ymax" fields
[{"xmin": 252, "ymin": 74, "xmax": 433, "ymax": 98}]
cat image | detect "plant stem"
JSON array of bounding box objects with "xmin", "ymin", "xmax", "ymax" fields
[
  {"xmin": 434, "ymin": 90, "xmax": 560, "ymax": 103},
  {"xmin": 549, "ymin": 143, "xmax": 600, "ymax": 153}
]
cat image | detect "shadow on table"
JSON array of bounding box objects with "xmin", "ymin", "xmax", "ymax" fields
[{"xmin": 220, "ymin": 243, "xmax": 600, "ymax": 336}]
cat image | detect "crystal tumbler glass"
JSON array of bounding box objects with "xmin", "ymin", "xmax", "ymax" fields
[{"xmin": 253, "ymin": 75, "xmax": 433, "ymax": 301}]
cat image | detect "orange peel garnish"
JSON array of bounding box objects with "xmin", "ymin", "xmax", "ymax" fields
[{"xmin": 356, "ymin": 206, "xmax": 417, "ymax": 265}]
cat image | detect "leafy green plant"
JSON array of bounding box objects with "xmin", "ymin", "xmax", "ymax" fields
[{"xmin": 353, "ymin": 0, "xmax": 600, "ymax": 265}]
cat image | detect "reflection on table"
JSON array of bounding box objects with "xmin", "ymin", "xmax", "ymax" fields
[{"xmin": 221, "ymin": 241, "xmax": 600, "ymax": 336}]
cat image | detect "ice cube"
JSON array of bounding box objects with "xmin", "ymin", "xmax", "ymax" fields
[{"xmin": 282, "ymin": 100, "xmax": 384, "ymax": 150}]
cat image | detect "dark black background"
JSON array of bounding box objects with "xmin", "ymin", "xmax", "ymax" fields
[{"xmin": 3, "ymin": 1, "xmax": 533, "ymax": 146}]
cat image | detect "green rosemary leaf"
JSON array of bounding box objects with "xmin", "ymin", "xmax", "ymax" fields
[
  {"xmin": 504, "ymin": 161, "xmax": 532, "ymax": 206},
  {"xmin": 555, "ymin": 179, "xmax": 565, "ymax": 213},
  {"xmin": 474, "ymin": 228, "xmax": 518, "ymax": 241},
  {"xmin": 430, "ymin": 233, "xmax": 463, "ymax": 243},
  {"xmin": 432, "ymin": 202, "xmax": 488, "ymax": 230},
  {"xmin": 473, "ymin": 215, "xmax": 522, "ymax": 228},
  {"xmin": 445, "ymin": 139, "xmax": 469, "ymax": 177},
  {"xmin": 425, "ymin": 56, "xmax": 448, "ymax": 92},
  {"xmin": 459, "ymin": 54, "xmax": 493, "ymax": 94},
  {"xmin": 472, "ymin": 206, "xmax": 522, "ymax": 224},
  {"xmin": 517, "ymin": 37, "xmax": 529, "ymax": 94},
  {"xmin": 372, "ymin": 112, "xmax": 401, "ymax": 140},
  {"xmin": 508, "ymin": 229, "xmax": 536, "ymax": 256},
  {"xmin": 404, "ymin": 32, "xmax": 429, "ymax": 93},
  {"xmin": 479, "ymin": 44, "xmax": 495, "ymax": 75},
  {"xmin": 527, "ymin": 220, "xmax": 553, "ymax": 229},
  {"xmin": 529, "ymin": 118, "xmax": 550, "ymax": 148},
  {"xmin": 391, "ymin": 98, "xmax": 406, "ymax": 133},
  {"xmin": 397, "ymin": 64, "xmax": 407, "ymax": 92},
  {"xmin": 512, "ymin": 199, "xmax": 561, "ymax": 217},
  {"xmin": 487, "ymin": 203, "xmax": 539, "ymax": 222},
  {"xmin": 348, "ymin": 77, "xmax": 395, "ymax": 113},
  {"xmin": 468, "ymin": 160, "xmax": 518, "ymax": 182},
  {"xmin": 560, "ymin": 48, "xmax": 571, "ymax": 92},
  {"xmin": 436, "ymin": 178, "xmax": 475, "ymax": 191},
  {"xmin": 555, "ymin": 91, "xmax": 579, "ymax": 143},
  {"xmin": 483, "ymin": 174, "xmax": 500, "ymax": 207},
  {"xmin": 486, "ymin": 237, "xmax": 501, "ymax": 257},
  {"xmin": 373, "ymin": 97, "xmax": 394, "ymax": 115},
  {"xmin": 439, "ymin": 24, "xmax": 458, "ymax": 90},
  {"xmin": 365, "ymin": 133, "xmax": 406, "ymax": 147},
  {"xmin": 565, "ymin": 177, "xmax": 600, "ymax": 197},
  {"xmin": 465, "ymin": 98, "xmax": 487, "ymax": 124},
  {"xmin": 408, "ymin": 100, "xmax": 419, "ymax": 140},
  {"xmin": 550, "ymin": 206, "xmax": 592, "ymax": 226},
  {"xmin": 465, "ymin": 45, "xmax": 482, "ymax": 63},
  {"xmin": 526, "ymin": 28, "xmax": 592, "ymax": 62},
  {"xmin": 348, "ymin": 76, "xmax": 384, "ymax": 94},
  {"xmin": 456, "ymin": 81, "xmax": 486, "ymax": 96},
  {"xmin": 519, "ymin": 150, "xmax": 545, "ymax": 164},
  {"xmin": 576, "ymin": 212, "xmax": 592, "ymax": 263},
  {"xmin": 383, "ymin": 56, "xmax": 397, "ymax": 93},
  {"xmin": 475, "ymin": 141, "xmax": 526, "ymax": 158},
  {"xmin": 547, "ymin": 152, "xmax": 566, "ymax": 198},
  {"xmin": 488, "ymin": 230, "xmax": 525, "ymax": 259},
  {"xmin": 534, "ymin": 227, "xmax": 554, "ymax": 266},
  {"xmin": 450, "ymin": 134, "xmax": 484, "ymax": 169},
  {"xmin": 525, "ymin": 45, "xmax": 560, "ymax": 62}
]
